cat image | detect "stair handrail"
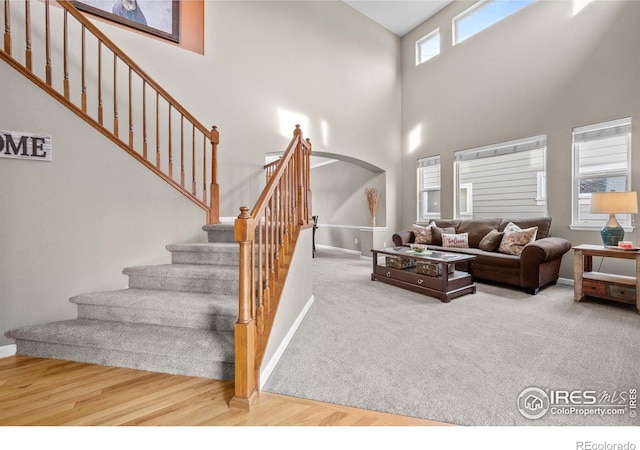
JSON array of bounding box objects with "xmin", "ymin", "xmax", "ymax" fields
[
  {"xmin": 1, "ymin": 0, "xmax": 219, "ymax": 223},
  {"xmin": 231, "ymin": 125, "xmax": 312, "ymax": 410}
]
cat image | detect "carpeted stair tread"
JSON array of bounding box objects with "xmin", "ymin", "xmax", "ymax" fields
[
  {"xmin": 166, "ymin": 242, "xmax": 239, "ymax": 265},
  {"xmin": 123, "ymin": 264, "xmax": 237, "ymax": 279},
  {"xmin": 70, "ymin": 289, "xmax": 237, "ymax": 315},
  {"xmin": 6, "ymin": 319, "xmax": 234, "ymax": 361},
  {"xmin": 202, "ymin": 223, "xmax": 236, "ymax": 243},
  {"xmin": 166, "ymin": 242, "xmax": 238, "ymax": 252}
]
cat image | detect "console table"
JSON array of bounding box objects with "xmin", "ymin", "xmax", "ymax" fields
[{"xmin": 573, "ymin": 244, "xmax": 640, "ymax": 313}]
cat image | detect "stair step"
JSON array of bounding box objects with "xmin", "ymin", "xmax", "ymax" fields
[
  {"xmin": 70, "ymin": 289, "xmax": 237, "ymax": 331},
  {"xmin": 202, "ymin": 223, "xmax": 235, "ymax": 243},
  {"xmin": 123, "ymin": 264, "xmax": 238, "ymax": 294},
  {"xmin": 166, "ymin": 242, "xmax": 239, "ymax": 265},
  {"xmin": 5, "ymin": 319, "xmax": 234, "ymax": 379}
]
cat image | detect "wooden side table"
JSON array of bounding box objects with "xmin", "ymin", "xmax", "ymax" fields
[{"xmin": 573, "ymin": 244, "xmax": 640, "ymax": 313}]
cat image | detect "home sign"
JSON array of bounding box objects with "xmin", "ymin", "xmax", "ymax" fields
[{"xmin": 0, "ymin": 130, "xmax": 52, "ymax": 161}]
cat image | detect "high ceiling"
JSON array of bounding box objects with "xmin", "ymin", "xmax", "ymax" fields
[{"xmin": 344, "ymin": 1, "xmax": 454, "ymax": 36}]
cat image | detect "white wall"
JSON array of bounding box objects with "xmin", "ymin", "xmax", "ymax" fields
[
  {"xmin": 400, "ymin": 0, "xmax": 640, "ymax": 279},
  {"xmin": 86, "ymin": 0, "xmax": 403, "ymax": 223},
  {"xmin": 1, "ymin": 1, "xmax": 402, "ymax": 345}
]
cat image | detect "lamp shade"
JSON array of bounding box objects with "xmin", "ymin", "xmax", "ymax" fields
[{"xmin": 590, "ymin": 191, "xmax": 638, "ymax": 214}]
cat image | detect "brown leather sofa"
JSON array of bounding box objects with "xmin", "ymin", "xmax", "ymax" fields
[{"xmin": 392, "ymin": 217, "xmax": 571, "ymax": 294}]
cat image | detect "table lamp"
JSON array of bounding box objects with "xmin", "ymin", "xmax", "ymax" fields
[{"xmin": 590, "ymin": 191, "xmax": 638, "ymax": 246}]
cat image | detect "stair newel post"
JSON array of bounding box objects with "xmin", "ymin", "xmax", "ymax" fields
[
  {"xmin": 208, "ymin": 126, "xmax": 220, "ymax": 224},
  {"xmin": 3, "ymin": 0, "xmax": 10, "ymax": 55},
  {"xmin": 231, "ymin": 206, "xmax": 259, "ymax": 410}
]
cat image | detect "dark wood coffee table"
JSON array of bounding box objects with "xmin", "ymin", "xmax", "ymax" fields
[{"xmin": 371, "ymin": 247, "xmax": 476, "ymax": 302}]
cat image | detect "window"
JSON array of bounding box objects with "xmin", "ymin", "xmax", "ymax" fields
[
  {"xmin": 416, "ymin": 29, "xmax": 440, "ymax": 65},
  {"xmin": 572, "ymin": 118, "xmax": 632, "ymax": 229},
  {"xmin": 454, "ymin": 135, "xmax": 547, "ymax": 219},
  {"xmin": 418, "ymin": 156, "xmax": 441, "ymax": 220},
  {"xmin": 453, "ymin": 0, "xmax": 534, "ymax": 45}
]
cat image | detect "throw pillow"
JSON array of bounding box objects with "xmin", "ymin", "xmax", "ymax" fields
[
  {"xmin": 478, "ymin": 229, "xmax": 504, "ymax": 252},
  {"xmin": 442, "ymin": 233, "xmax": 469, "ymax": 249},
  {"xmin": 431, "ymin": 226, "xmax": 456, "ymax": 246},
  {"xmin": 412, "ymin": 223, "xmax": 435, "ymax": 244},
  {"xmin": 498, "ymin": 223, "xmax": 538, "ymax": 256}
]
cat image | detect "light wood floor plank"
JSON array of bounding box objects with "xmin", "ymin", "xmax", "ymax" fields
[{"xmin": 0, "ymin": 356, "xmax": 448, "ymax": 426}]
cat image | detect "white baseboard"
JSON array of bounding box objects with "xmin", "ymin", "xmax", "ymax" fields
[
  {"xmin": 260, "ymin": 294, "xmax": 315, "ymax": 389},
  {"xmin": 557, "ymin": 277, "xmax": 574, "ymax": 287},
  {"xmin": 0, "ymin": 344, "xmax": 17, "ymax": 358},
  {"xmin": 316, "ymin": 244, "xmax": 361, "ymax": 255}
]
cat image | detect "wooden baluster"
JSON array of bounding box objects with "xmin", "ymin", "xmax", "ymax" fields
[
  {"xmin": 180, "ymin": 115, "xmax": 185, "ymax": 188},
  {"xmin": 128, "ymin": 68, "xmax": 133, "ymax": 147},
  {"xmin": 97, "ymin": 42, "xmax": 103, "ymax": 124},
  {"xmin": 3, "ymin": 0, "xmax": 10, "ymax": 55},
  {"xmin": 142, "ymin": 81, "xmax": 147, "ymax": 158},
  {"xmin": 45, "ymin": 0, "xmax": 51, "ymax": 85},
  {"xmin": 63, "ymin": 10, "xmax": 69, "ymax": 100},
  {"xmin": 81, "ymin": 26, "xmax": 86, "ymax": 112},
  {"xmin": 202, "ymin": 134, "xmax": 207, "ymax": 203},
  {"xmin": 306, "ymin": 138, "xmax": 313, "ymax": 223},
  {"xmin": 191, "ymin": 125, "xmax": 196, "ymax": 195},
  {"xmin": 155, "ymin": 92, "xmax": 160, "ymax": 168},
  {"xmin": 25, "ymin": 1, "xmax": 32, "ymax": 71},
  {"xmin": 258, "ymin": 219, "xmax": 264, "ymax": 318},
  {"xmin": 113, "ymin": 54, "xmax": 118, "ymax": 138},
  {"xmin": 168, "ymin": 104, "xmax": 173, "ymax": 178},
  {"xmin": 230, "ymin": 207, "xmax": 258, "ymax": 411}
]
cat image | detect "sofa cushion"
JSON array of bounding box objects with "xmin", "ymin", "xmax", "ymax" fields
[
  {"xmin": 428, "ymin": 246, "xmax": 520, "ymax": 268},
  {"xmin": 499, "ymin": 223, "xmax": 538, "ymax": 256},
  {"xmin": 478, "ymin": 229, "xmax": 504, "ymax": 252},
  {"xmin": 499, "ymin": 217, "xmax": 551, "ymax": 239},
  {"xmin": 432, "ymin": 226, "xmax": 455, "ymax": 246},
  {"xmin": 442, "ymin": 233, "xmax": 469, "ymax": 248},
  {"xmin": 456, "ymin": 218, "xmax": 502, "ymax": 248},
  {"xmin": 412, "ymin": 223, "xmax": 435, "ymax": 244}
]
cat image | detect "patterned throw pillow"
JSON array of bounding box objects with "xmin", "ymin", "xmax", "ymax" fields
[
  {"xmin": 478, "ymin": 229, "xmax": 504, "ymax": 252},
  {"xmin": 498, "ymin": 222, "xmax": 538, "ymax": 256},
  {"xmin": 442, "ymin": 233, "xmax": 469, "ymax": 249},
  {"xmin": 412, "ymin": 223, "xmax": 435, "ymax": 244}
]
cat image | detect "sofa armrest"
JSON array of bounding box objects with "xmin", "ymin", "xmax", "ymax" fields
[
  {"xmin": 520, "ymin": 237, "xmax": 572, "ymax": 266},
  {"xmin": 392, "ymin": 231, "xmax": 414, "ymax": 247}
]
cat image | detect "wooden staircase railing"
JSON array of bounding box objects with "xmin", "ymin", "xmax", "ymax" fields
[
  {"xmin": 231, "ymin": 125, "xmax": 312, "ymax": 410},
  {"xmin": 1, "ymin": 0, "xmax": 220, "ymax": 223}
]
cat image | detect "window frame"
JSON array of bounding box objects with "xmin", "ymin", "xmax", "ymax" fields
[
  {"xmin": 417, "ymin": 155, "xmax": 441, "ymax": 221},
  {"xmin": 453, "ymin": 0, "xmax": 535, "ymax": 46},
  {"xmin": 571, "ymin": 118, "xmax": 633, "ymax": 231},
  {"xmin": 454, "ymin": 135, "xmax": 547, "ymax": 220},
  {"xmin": 415, "ymin": 28, "xmax": 440, "ymax": 66}
]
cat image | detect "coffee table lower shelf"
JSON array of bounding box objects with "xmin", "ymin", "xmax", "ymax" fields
[{"xmin": 371, "ymin": 264, "xmax": 476, "ymax": 303}]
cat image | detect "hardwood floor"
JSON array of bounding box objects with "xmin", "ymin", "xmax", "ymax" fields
[{"xmin": 0, "ymin": 356, "xmax": 448, "ymax": 426}]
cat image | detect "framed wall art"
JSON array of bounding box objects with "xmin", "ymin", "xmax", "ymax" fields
[{"xmin": 71, "ymin": 0, "xmax": 180, "ymax": 43}]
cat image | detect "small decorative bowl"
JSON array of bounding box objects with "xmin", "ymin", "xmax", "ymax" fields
[{"xmin": 411, "ymin": 243, "xmax": 427, "ymax": 253}]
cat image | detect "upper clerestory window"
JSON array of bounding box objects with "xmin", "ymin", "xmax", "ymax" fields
[
  {"xmin": 453, "ymin": 0, "xmax": 534, "ymax": 45},
  {"xmin": 416, "ymin": 29, "xmax": 440, "ymax": 66}
]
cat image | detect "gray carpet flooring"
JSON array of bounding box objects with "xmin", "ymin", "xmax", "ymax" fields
[{"xmin": 262, "ymin": 247, "xmax": 640, "ymax": 426}]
